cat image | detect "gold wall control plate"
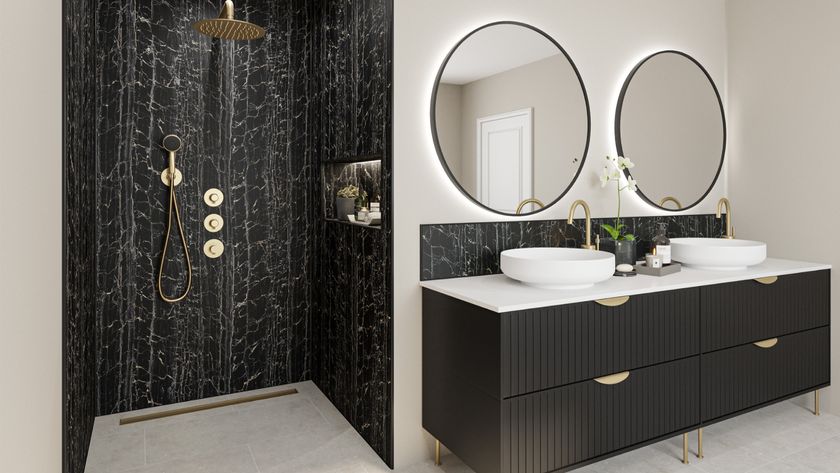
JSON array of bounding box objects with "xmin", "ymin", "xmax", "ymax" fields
[
  {"xmin": 160, "ymin": 168, "xmax": 183, "ymax": 187},
  {"xmin": 203, "ymin": 239, "xmax": 225, "ymax": 258},
  {"xmin": 204, "ymin": 214, "xmax": 224, "ymax": 232},
  {"xmin": 204, "ymin": 188, "xmax": 224, "ymax": 207}
]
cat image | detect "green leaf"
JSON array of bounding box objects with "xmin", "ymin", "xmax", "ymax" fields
[
  {"xmin": 624, "ymin": 234, "xmax": 636, "ymax": 241},
  {"xmin": 601, "ymin": 224, "xmax": 620, "ymax": 240}
]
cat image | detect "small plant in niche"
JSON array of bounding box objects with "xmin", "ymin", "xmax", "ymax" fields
[
  {"xmin": 337, "ymin": 185, "xmax": 360, "ymax": 199},
  {"xmin": 336, "ymin": 185, "xmax": 362, "ymax": 221},
  {"xmin": 599, "ymin": 156, "xmax": 638, "ymax": 241}
]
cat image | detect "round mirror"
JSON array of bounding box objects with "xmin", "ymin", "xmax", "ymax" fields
[
  {"xmin": 615, "ymin": 51, "xmax": 726, "ymax": 211},
  {"xmin": 432, "ymin": 22, "xmax": 591, "ymax": 216}
]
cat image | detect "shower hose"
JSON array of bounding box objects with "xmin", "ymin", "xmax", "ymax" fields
[{"xmin": 158, "ymin": 134, "xmax": 192, "ymax": 303}]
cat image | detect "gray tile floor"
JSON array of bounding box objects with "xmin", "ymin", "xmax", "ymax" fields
[{"xmin": 85, "ymin": 383, "xmax": 840, "ymax": 473}]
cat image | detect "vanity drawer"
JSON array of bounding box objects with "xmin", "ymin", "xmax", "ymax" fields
[
  {"xmin": 502, "ymin": 357, "xmax": 700, "ymax": 473},
  {"xmin": 701, "ymin": 270, "xmax": 829, "ymax": 353},
  {"xmin": 701, "ymin": 327, "xmax": 830, "ymax": 422},
  {"xmin": 502, "ymin": 288, "xmax": 699, "ymax": 397}
]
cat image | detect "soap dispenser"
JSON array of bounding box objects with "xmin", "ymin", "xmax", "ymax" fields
[{"xmin": 653, "ymin": 223, "xmax": 671, "ymax": 265}]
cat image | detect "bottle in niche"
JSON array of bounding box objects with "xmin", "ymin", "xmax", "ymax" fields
[{"xmin": 653, "ymin": 222, "xmax": 671, "ymax": 265}]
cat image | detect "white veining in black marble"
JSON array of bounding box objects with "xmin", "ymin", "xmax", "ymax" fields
[
  {"xmin": 420, "ymin": 215, "xmax": 724, "ymax": 281},
  {"xmin": 65, "ymin": 0, "xmax": 393, "ymax": 470}
]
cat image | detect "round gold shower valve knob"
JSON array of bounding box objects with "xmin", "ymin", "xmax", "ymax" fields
[
  {"xmin": 204, "ymin": 188, "xmax": 224, "ymax": 207},
  {"xmin": 203, "ymin": 239, "xmax": 224, "ymax": 258},
  {"xmin": 204, "ymin": 214, "xmax": 224, "ymax": 232}
]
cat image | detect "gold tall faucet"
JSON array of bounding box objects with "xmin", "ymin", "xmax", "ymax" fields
[
  {"xmin": 515, "ymin": 198, "xmax": 545, "ymax": 215},
  {"xmin": 568, "ymin": 200, "xmax": 596, "ymax": 250},
  {"xmin": 717, "ymin": 197, "xmax": 734, "ymax": 239}
]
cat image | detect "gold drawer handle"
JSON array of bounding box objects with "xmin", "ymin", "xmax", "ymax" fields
[
  {"xmin": 754, "ymin": 338, "xmax": 778, "ymax": 349},
  {"xmin": 595, "ymin": 296, "xmax": 630, "ymax": 307},
  {"xmin": 594, "ymin": 371, "xmax": 630, "ymax": 385},
  {"xmin": 754, "ymin": 276, "xmax": 778, "ymax": 285}
]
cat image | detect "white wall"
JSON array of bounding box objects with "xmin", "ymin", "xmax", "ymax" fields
[
  {"xmin": 394, "ymin": 0, "xmax": 728, "ymax": 467},
  {"xmin": 0, "ymin": 0, "xmax": 63, "ymax": 471},
  {"xmin": 727, "ymin": 0, "xmax": 839, "ymax": 415}
]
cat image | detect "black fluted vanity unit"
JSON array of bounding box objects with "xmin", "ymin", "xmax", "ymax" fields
[{"xmin": 421, "ymin": 261, "xmax": 830, "ymax": 473}]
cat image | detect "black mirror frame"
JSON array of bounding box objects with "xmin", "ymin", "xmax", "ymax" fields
[
  {"xmin": 615, "ymin": 50, "xmax": 727, "ymax": 212},
  {"xmin": 430, "ymin": 21, "xmax": 592, "ymax": 217}
]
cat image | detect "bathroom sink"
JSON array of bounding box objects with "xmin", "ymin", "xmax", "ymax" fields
[
  {"xmin": 501, "ymin": 248, "xmax": 616, "ymax": 289},
  {"xmin": 671, "ymin": 238, "xmax": 767, "ymax": 270}
]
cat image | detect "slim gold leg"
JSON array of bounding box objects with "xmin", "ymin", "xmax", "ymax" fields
[
  {"xmin": 815, "ymin": 390, "xmax": 821, "ymax": 416},
  {"xmin": 697, "ymin": 428, "xmax": 704, "ymax": 459},
  {"xmin": 435, "ymin": 439, "xmax": 441, "ymax": 466},
  {"xmin": 683, "ymin": 433, "xmax": 689, "ymax": 464}
]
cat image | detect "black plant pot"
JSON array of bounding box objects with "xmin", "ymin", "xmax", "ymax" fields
[
  {"xmin": 336, "ymin": 197, "xmax": 356, "ymax": 221},
  {"xmin": 601, "ymin": 238, "xmax": 638, "ymax": 266}
]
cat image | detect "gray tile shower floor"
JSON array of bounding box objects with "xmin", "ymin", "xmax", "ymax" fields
[{"xmin": 85, "ymin": 383, "xmax": 840, "ymax": 473}]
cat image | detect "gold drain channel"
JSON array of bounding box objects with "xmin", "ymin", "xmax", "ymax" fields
[{"xmin": 119, "ymin": 388, "xmax": 298, "ymax": 425}]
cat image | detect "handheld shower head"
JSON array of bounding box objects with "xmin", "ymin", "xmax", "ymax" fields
[
  {"xmin": 193, "ymin": 1, "xmax": 266, "ymax": 41},
  {"xmin": 162, "ymin": 134, "xmax": 182, "ymax": 153}
]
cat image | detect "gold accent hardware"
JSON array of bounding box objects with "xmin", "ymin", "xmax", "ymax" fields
[
  {"xmin": 567, "ymin": 199, "xmax": 596, "ymax": 250},
  {"xmin": 683, "ymin": 433, "xmax": 689, "ymax": 464},
  {"xmin": 697, "ymin": 428, "xmax": 704, "ymax": 459},
  {"xmin": 516, "ymin": 198, "xmax": 545, "ymax": 215},
  {"xmin": 435, "ymin": 439, "xmax": 441, "ymax": 465},
  {"xmin": 119, "ymin": 388, "xmax": 297, "ymax": 425},
  {"xmin": 204, "ymin": 239, "xmax": 225, "ymax": 258},
  {"xmin": 754, "ymin": 276, "xmax": 778, "ymax": 285},
  {"xmin": 815, "ymin": 390, "xmax": 820, "ymax": 416},
  {"xmin": 595, "ymin": 296, "xmax": 630, "ymax": 307},
  {"xmin": 192, "ymin": 0, "xmax": 266, "ymax": 41},
  {"xmin": 716, "ymin": 197, "xmax": 734, "ymax": 239},
  {"xmin": 659, "ymin": 196, "xmax": 683, "ymax": 209},
  {"xmin": 515, "ymin": 198, "xmax": 545, "ymax": 215},
  {"xmin": 594, "ymin": 371, "xmax": 630, "ymax": 385},
  {"xmin": 160, "ymin": 168, "xmax": 183, "ymax": 187},
  {"xmin": 204, "ymin": 214, "xmax": 224, "ymax": 232},
  {"xmin": 596, "ymin": 234, "xmax": 600, "ymax": 251},
  {"xmin": 204, "ymin": 188, "xmax": 225, "ymax": 207},
  {"xmin": 753, "ymin": 338, "xmax": 778, "ymax": 349},
  {"xmin": 158, "ymin": 134, "xmax": 192, "ymax": 303}
]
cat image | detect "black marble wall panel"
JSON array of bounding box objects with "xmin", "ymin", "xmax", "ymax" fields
[
  {"xmin": 421, "ymin": 215, "xmax": 724, "ymax": 280},
  {"xmin": 64, "ymin": 0, "xmax": 97, "ymax": 471},
  {"xmin": 93, "ymin": 0, "xmax": 316, "ymax": 414},
  {"xmin": 322, "ymin": 160, "xmax": 383, "ymax": 219},
  {"xmin": 313, "ymin": 0, "xmax": 393, "ymax": 465}
]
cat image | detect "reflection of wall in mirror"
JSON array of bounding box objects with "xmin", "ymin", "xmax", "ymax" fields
[
  {"xmin": 436, "ymin": 54, "xmax": 588, "ymax": 203},
  {"xmin": 620, "ymin": 54, "xmax": 724, "ymax": 207}
]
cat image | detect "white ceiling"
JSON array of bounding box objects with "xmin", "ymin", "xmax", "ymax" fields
[{"xmin": 440, "ymin": 25, "xmax": 564, "ymax": 85}]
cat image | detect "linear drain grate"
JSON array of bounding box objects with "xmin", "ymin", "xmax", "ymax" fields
[{"xmin": 119, "ymin": 388, "xmax": 299, "ymax": 425}]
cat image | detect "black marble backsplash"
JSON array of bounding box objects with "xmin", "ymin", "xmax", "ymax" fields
[{"xmin": 421, "ymin": 215, "xmax": 724, "ymax": 281}]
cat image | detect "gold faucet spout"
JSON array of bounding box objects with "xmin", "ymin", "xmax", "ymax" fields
[
  {"xmin": 568, "ymin": 200, "xmax": 596, "ymax": 250},
  {"xmin": 716, "ymin": 197, "xmax": 734, "ymax": 239},
  {"xmin": 515, "ymin": 198, "xmax": 545, "ymax": 215}
]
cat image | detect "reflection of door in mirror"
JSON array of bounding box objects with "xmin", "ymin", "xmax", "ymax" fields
[
  {"xmin": 477, "ymin": 109, "xmax": 533, "ymax": 213},
  {"xmin": 432, "ymin": 22, "xmax": 590, "ymax": 216}
]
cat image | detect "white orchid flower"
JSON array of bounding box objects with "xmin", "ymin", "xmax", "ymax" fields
[
  {"xmin": 599, "ymin": 166, "xmax": 611, "ymax": 187},
  {"xmin": 626, "ymin": 176, "xmax": 638, "ymax": 192},
  {"xmin": 618, "ymin": 156, "xmax": 635, "ymax": 170}
]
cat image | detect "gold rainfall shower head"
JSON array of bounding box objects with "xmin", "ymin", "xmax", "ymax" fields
[{"xmin": 193, "ymin": 1, "xmax": 266, "ymax": 41}]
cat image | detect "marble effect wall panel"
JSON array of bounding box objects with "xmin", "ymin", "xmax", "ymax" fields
[
  {"xmin": 314, "ymin": 0, "xmax": 393, "ymax": 465},
  {"xmin": 94, "ymin": 0, "xmax": 315, "ymax": 414},
  {"xmin": 421, "ymin": 215, "xmax": 724, "ymax": 280},
  {"xmin": 64, "ymin": 0, "xmax": 97, "ymax": 471}
]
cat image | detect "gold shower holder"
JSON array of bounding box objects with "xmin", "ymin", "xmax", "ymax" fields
[{"xmin": 160, "ymin": 168, "xmax": 183, "ymax": 187}]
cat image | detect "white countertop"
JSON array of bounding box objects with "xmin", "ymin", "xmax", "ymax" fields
[{"xmin": 419, "ymin": 258, "xmax": 831, "ymax": 313}]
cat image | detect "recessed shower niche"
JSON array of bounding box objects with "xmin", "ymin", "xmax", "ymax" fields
[{"xmin": 322, "ymin": 157, "xmax": 384, "ymax": 226}]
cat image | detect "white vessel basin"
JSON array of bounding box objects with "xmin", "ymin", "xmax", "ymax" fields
[
  {"xmin": 501, "ymin": 248, "xmax": 616, "ymax": 290},
  {"xmin": 671, "ymin": 238, "xmax": 767, "ymax": 270}
]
